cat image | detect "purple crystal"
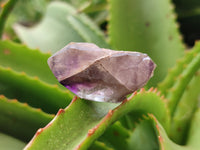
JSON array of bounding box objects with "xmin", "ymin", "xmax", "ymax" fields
[{"xmin": 48, "ymin": 42, "xmax": 156, "ymax": 102}]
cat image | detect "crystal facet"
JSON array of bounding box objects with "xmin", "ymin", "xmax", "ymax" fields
[{"xmin": 48, "ymin": 42, "xmax": 156, "ymax": 102}]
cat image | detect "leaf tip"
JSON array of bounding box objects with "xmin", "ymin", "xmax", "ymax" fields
[
  {"xmin": 87, "ymin": 128, "xmax": 96, "ymax": 136},
  {"xmin": 127, "ymin": 91, "xmax": 137, "ymax": 100},
  {"xmin": 57, "ymin": 109, "xmax": 65, "ymax": 116}
]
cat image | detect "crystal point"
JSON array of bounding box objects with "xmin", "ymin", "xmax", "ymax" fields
[{"xmin": 48, "ymin": 42, "xmax": 156, "ymax": 103}]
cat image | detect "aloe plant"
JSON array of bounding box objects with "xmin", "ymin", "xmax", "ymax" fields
[{"xmin": 0, "ymin": 0, "xmax": 200, "ymax": 149}]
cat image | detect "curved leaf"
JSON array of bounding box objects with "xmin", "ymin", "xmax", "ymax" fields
[
  {"xmin": 0, "ymin": 0, "xmax": 18, "ymax": 38},
  {"xmin": 158, "ymin": 42, "xmax": 200, "ymax": 96},
  {"xmin": 186, "ymin": 108, "xmax": 200, "ymax": 148},
  {"xmin": 0, "ymin": 66, "xmax": 73, "ymax": 113},
  {"xmin": 0, "ymin": 40, "xmax": 61, "ymax": 86},
  {"xmin": 14, "ymin": 1, "xmax": 109, "ymax": 53},
  {"xmin": 24, "ymin": 89, "xmax": 170, "ymax": 150},
  {"xmin": 140, "ymin": 115, "xmax": 198, "ymax": 150},
  {"xmin": 166, "ymin": 42, "xmax": 200, "ymax": 116},
  {"xmin": 109, "ymin": 0, "xmax": 185, "ymax": 86},
  {"xmin": 0, "ymin": 132, "xmax": 26, "ymax": 150},
  {"xmin": 0, "ymin": 95, "xmax": 53, "ymax": 142},
  {"xmin": 170, "ymin": 72, "xmax": 200, "ymax": 144}
]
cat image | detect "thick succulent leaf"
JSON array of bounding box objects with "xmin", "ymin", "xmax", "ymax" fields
[
  {"xmin": 186, "ymin": 108, "xmax": 200, "ymax": 148},
  {"xmin": 0, "ymin": 132, "xmax": 26, "ymax": 150},
  {"xmin": 165, "ymin": 42, "xmax": 200, "ymax": 116},
  {"xmin": 0, "ymin": 66, "xmax": 73, "ymax": 113},
  {"xmin": 109, "ymin": 0, "xmax": 185, "ymax": 86},
  {"xmin": 98, "ymin": 121, "xmax": 130, "ymax": 150},
  {"xmin": 4, "ymin": 0, "xmax": 48, "ymax": 38},
  {"xmin": 158, "ymin": 42, "xmax": 200, "ymax": 96},
  {"xmin": 25, "ymin": 96, "xmax": 118, "ymax": 150},
  {"xmin": 0, "ymin": 40, "xmax": 62, "ymax": 86},
  {"xmin": 14, "ymin": 1, "xmax": 109, "ymax": 53},
  {"xmin": 89, "ymin": 141, "xmax": 113, "ymax": 150},
  {"xmin": 128, "ymin": 114, "xmax": 198, "ymax": 150},
  {"xmin": 126, "ymin": 117, "xmax": 159, "ymax": 150},
  {"xmin": 79, "ymin": 0, "xmax": 107, "ymax": 13},
  {"xmin": 0, "ymin": 0, "xmax": 18, "ymax": 38},
  {"xmin": 170, "ymin": 72, "xmax": 200, "ymax": 144},
  {"xmin": 158, "ymin": 41, "xmax": 200, "ymax": 144},
  {"xmin": 0, "ymin": 95, "xmax": 53, "ymax": 142},
  {"xmin": 24, "ymin": 89, "xmax": 169, "ymax": 150},
  {"xmin": 10, "ymin": 0, "xmax": 48, "ymax": 23}
]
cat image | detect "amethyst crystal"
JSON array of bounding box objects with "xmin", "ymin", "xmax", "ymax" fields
[{"xmin": 48, "ymin": 42, "xmax": 156, "ymax": 102}]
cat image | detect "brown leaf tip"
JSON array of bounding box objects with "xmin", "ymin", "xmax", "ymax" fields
[
  {"xmin": 57, "ymin": 109, "xmax": 65, "ymax": 116},
  {"xmin": 88, "ymin": 128, "xmax": 95, "ymax": 136},
  {"xmin": 108, "ymin": 110, "xmax": 113, "ymax": 116},
  {"xmin": 71, "ymin": 96, "xmax": 78, "ymax": 103},
  {"xmin": 127, "ymin": 91, "xmax": 137, "ymax": 100},
  {"xmin": 139, "ymin": 88, "xmax": 145, "ymax": 93},
  {"xmin": 35, "ymin": 128, "xmax": 43, "ymax": 136},
  {"xmin": 0, "ymin": 95, "xmax": 5, "ymax": 99}
]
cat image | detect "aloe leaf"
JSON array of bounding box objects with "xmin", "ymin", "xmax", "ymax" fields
[
  {"xmin": 25, "ymin": 97, "xmax": 118, "ymax": 150},
  {"xmin": 0, "ymin": 132, "xmax": 26, "ymax": 150},
  {"xmin": 170, "ymin": 72, "xmax": 200, "ymax": 144},
  {"xmin": 0, "ymin": 40, "xmax": 61, "ymax": 86},
  {"xmin": 158, "ymin": 42, "xmax": 200, "ymax": 96},
  {"xmin": 89, "ymin": 141, "xmax": 113, "ymax": 150},
  {"xmin": 186, "ymin": 108, "xmax": 200, "ymax": 148},
  {"xmin": 131, "ymin": 114, "xmax": 200, "ymax": 150},
  {"xmin": 0, "ymin": 0, "xmax": 18, "ymax": 38},
  {"xmin": 24, "ymin": 89, "xmax": 169, "ymax": 150},
  {"xmin": 14, "ymin": 1, "xmax": 109, "ymax": 53},
  {"xmin": 79, "ymin": 0, "xmax": 107, "ymax": 13},
  {"xmin": 127, "ymin": 117, "xmax": 159, "ymax": 150},
  {"xmin": 109, "ymin": 0, "xmax": 185, "ymax": 86},
  {"xmin": 0, "ymin": 95, "xmax": 53, "ymax": 142},
  {"xmin": 98, "ymin": 121, "xmax": 130, "ymax": 150},
  {"xmin": 0, "ymin": 66, "xmax": 73, "ymax": 113},
  {"xmin": 109, "ymin": 114, "xmax": 200, "ymax": 150},
  {"xmin": 166, "ymin": 42, "xmax": 200, "ymax": 116}
]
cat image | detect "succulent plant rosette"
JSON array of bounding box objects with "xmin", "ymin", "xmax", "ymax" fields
[{"xmin": 0, "ymin": 0, "xmax": 200, "ymax": 150}]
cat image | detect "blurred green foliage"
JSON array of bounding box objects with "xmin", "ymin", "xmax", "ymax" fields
[{"xmin": 0, "ymin": 0, "xmax": 200, "ymax": 150}]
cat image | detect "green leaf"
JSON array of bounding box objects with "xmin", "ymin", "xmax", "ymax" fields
[
  {"xmin": 0, "ymin": 0, "xmax": 18, "ymax": 38},
  {"xmin": 109, "ymin": 0, "xmax": 185, "ymax": 86},
  {"xmin": 98, "ymin": 121, "xmax": 130, "ymax": 150},
  {"xmin": 24, "ymin": 89, "xmax": 169, "ymax": 150},
  {"xmin": 0, "ymin": 40, "xmax": 61, "ymax": 86},
  {"xmin": 14, "ymin": 1, "xmax": 110, "ymax": 53},
  {"xmin": 25, "ymin": 97, "xmax": 118, "ymax": 150},
  {"xmin": 0, "ymin": 95, "xmax": 53, "ymax": 142},
  {"xmin": 142, "ymin": 115, "xmax": 198, "ymax": 150},
  {"xmin": 0, "ymin": 66, "xmax": 73, "ymax": 113},
  {"xmin": 78, "ymin": 0, "xmax": 107, "ymax": 13},
  {"xmin": 186, "ymin": 108, "xmax": 200, "ymax": 148},
  {"xmin": 104, "ymin": 114, "xmax": 199, "ymax": 150},
  {"xmin": 89, "ymin": 141, "xmax": 113, "ymax": 150},
  {"xmin": 166, "ymin": 42, "xmax": 200, "ymax": 116},
  {"xmin": 158, "ymin": 42, "xmax": 200, "ymax": 144},
  {"xmin": 158, "ymin": 42, "xmax": 200, "ymax": 96},
  {"xmin": 0, "ymin": 132, "xmax": 26, "ymax": 150},
  {"xmin": 127, "ymin": 117, "xmax": 159, "ymax": 150},
  {"xmin": 170, "ymin": 72, "xmax": 200, "ymax": 144}
]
